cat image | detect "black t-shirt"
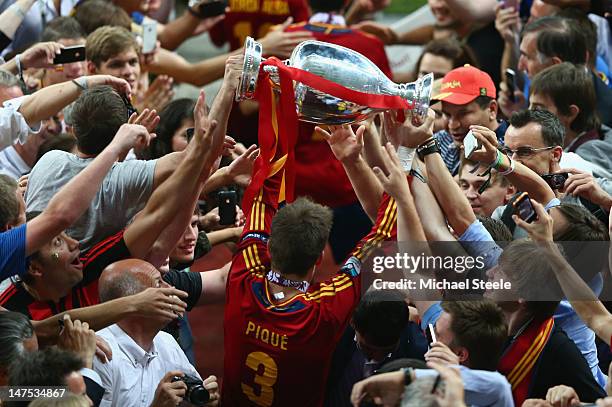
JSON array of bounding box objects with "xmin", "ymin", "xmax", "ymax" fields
[
  {"xmin": 525, "ymin": 326, "xmax": 606, "ymax": 401},
  {"xmin": 466, "ymin": 21, "xmax": 504, "ymax": 90},
  {"xmin": 162, "ymin": 268, "xmax": 202, "ymax": 310}
]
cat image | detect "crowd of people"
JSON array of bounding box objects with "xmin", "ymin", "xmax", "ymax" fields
[{"xmin": 0, "ymin": 0, "xmax": 611, "ymax": 406}]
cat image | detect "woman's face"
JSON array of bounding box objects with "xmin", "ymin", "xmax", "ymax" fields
[
  {"xmin": 170, "ymin": 118, "xmax": 194, "ymax": 152},
  {"xmin": 418, "ymin": 52, "xmax": 454, "ymax": 80}
]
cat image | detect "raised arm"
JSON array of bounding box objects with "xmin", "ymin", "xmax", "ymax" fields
[
  {"xmin": 18, "ymin": 75, "xmax": 131, "ymax": 129},
  {"xmin": 25, "ymin": 122, "xmax": 149, "ymax": 256},
  {"xmin": 0, "ymin": 0, "xmax": 36, "ymax": 49},
  {"xmin": 516, "ymin": 200, "xmax": 612, "ymax": 346},
  {"xmin": 145, "ymin": 59, "xmax": 240, "ymax": 266},
  {"xmin": 126, "ymin": 56, "xmax": 240, "ymax": 260},
  {"xmin": 468, "ymin": 125, "xmax": 556, "ymax": 206},
  {"xmin": 317, "ymin": 124, "xmax": 383, "ymax": 223}
]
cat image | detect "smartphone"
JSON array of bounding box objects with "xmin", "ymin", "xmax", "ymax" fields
[
  {"xmin": 542, "ymin": 172, "xmax": 569, "ymax": 190},
  {"xmin": 512, "ymin": 192, "xmax": 537, "ymax": 223},
  {"xmin": 463, "ymin": 130, "xmax": 481, "ymax": 159},
  {"xmin": 189, "ymin": 0, "xmax": 226, "ymax": 17},
  {"xmin": 501, "ymin": 0, "xmax": 519, "ymax": 11},
  {"xmin": 54, "ymin": 45, "xmax": 86, "ymax": 65},
  {"xmin": 141, "ymin": 21, "xmax": 157, "ymax": 54},
  {"xmin": 426, "ymin": 323, "xmax": 437, "ymax": 345},
  {"xmin": 505, "ymin": 68, "xmax": 517, "ymax": 103},
  {"xmin": 218, "ymin": 190, "xmax": 237, "ymax": 225}
]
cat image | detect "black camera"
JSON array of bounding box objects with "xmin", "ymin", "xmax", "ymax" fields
[
  {"xmin": 171, "ymin": 374, "xmax": 210, "ymax": 405},
  {"xmin": 541, "ymin": 172, "xmax": 569, "ymax": 190}
]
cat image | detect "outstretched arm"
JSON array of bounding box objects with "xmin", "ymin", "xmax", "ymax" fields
[
  {"xmin": 317, "ymin": 124, "xmax": 383, "ymax": 223},
  {"xmin": 517, "ymin": 200, "xmax": 612, "ymax": 346},
  {"xmin": 127, "ymin": 56, "xmax": 241, "ymax": 261},
  {"xmin": 26, "ymin": 122, "xmax": 149, "ymax": 256}
]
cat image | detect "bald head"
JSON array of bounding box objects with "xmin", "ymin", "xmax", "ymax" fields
[{"xmin": 98, "ymin": 259, "xmax": 160, "ymax": 302}]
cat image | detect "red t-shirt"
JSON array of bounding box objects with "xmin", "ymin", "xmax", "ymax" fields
[
  {"xmin": 285, "ymin": 22, "xmax": 392, "ymax": 207},
  {"xmin": 209, "ymin": 0, "xmax": 310, "ymax": 51},
  {"xmin": 221, "ymin": 155, "xmax": 394, "ymax": 406}
]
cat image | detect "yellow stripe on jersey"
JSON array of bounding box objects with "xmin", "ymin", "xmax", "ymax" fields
[
  {"xmin": 353, "ymin": 197, "xmax": 396, "ymax": 261},
  {"xmin": 305, "ymin": 280, "xmax": 354, "ymax": 301}
]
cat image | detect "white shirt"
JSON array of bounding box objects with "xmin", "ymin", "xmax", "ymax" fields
[
  {"xmin": 94, "ymin": 324, "xmax": 200, "ymax": 407},
  {"xmin": 0, "ymin": 96, "xmax": 40, "ymax": 150},
  {"xmin": 0, "ymin": 145, "xmax": 30, "ymax": 179}
]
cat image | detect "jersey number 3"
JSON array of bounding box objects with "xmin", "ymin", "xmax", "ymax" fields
[{"xmin": 241, "ymin": 351, "xmax": 278, "ymax": 406}]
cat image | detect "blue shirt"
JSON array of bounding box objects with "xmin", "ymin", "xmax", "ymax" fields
[
  {"xmin": 0, "ymin": 224, "xmax": 27, "ymax": 281},
  {"xmin": 414, "ymin": 366, "xmax": 513, "ymax": 407},
  {"xmin": 435, "ymin": 121, "xmax": 509, "ymax": 176}
]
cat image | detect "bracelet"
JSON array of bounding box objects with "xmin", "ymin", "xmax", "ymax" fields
[
  {"xmin": 416, "ymin": 138, "xmax": 440, "ymax": 161},
  {"xmin": 498, "ymin": 158, "xmax": 515, "ymax": 176},
  {"xmin": 397, "ymin": 146, "xmax": 416, "ymax": 172},
  {"xmin": 492, "ymin": 149, "xmax": 504, "ymax": 170},
  {"xmin": 416, "ymin": 137, "xmax": 435, "ymax": 150},
  {"xmin": 72, "ymin": 77, "xmax": 87, "ymax": 91}
]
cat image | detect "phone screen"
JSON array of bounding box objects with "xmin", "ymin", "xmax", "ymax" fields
[{"xmin": 515, "ymin": 195, "xmax": 536, "ymax": 223}]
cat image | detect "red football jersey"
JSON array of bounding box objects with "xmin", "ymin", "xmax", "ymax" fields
[
  {"xmin": 221, "ymin": 158, "xmax": 395, "ymax": 406},
  {"xmin": 208, "ymin": 0, "xmax": 310, "ymax": 51},
  {"xmin": 285, "ymin": 22, "xmax": 393, "ymax": 207}
]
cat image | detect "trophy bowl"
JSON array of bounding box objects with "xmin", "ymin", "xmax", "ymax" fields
[{"xmin": 236, "ymin": 37, "xmax": 433, "ymax": 125}]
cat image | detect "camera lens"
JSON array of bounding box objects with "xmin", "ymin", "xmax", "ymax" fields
[{"xmin": 186, "ymin": 384, "xmax": 210, "ymax": 405}]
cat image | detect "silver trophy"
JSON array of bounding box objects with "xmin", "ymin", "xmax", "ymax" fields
[{"xmin": 236, "ymin": 36, "xmax": 433, "ymax": 125}]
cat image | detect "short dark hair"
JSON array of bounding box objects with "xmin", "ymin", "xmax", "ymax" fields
[
  {"xmin": 416, "ymin": 38, "xmax": 479, "ymax": 77},
  {"xmin": 499, "ymin": 239, "xmax": 562, "ymax": 318},
  {"xmin": 554, "ymin": 8, "xmax": 597, "ymax": 67},
  {"xmin": 530, "ymin": 63, "xmax": 599, "ymax": 133},
  {"xmin": 0, "ymin": 175, "xmax": 19, "ymax": 229},
  {"xmin": 352, "ymin": 290, "xmax": 409, "ymax": 347},
  {"xmin": 473, "ymin": 95, "xmax": 494, "ymax": 110},
  {"xmin": 71, "ymin": 85, "xmax": 127, "ymax": 155},
  {"xmin": 308, "ymin": 0, "xmax": 346, "ymax": 13},
  {"xmin": 36, "ymin": 133, "xmax": 77, "ymax": 162},
  {"xmin": 522, "ymin": 16, "xmax": 587, "ymax": 65},
  {"xmin": 377, "ymin": 358, "xmax": 428, "ymax": 374},
  {"xmin": 440, "ymin": 300, "xmax": 507, "ymax": 371},
  {"xmin": 555, "ymin": 204, "xmax": 609, "ymax": 242},
  {"xmin": 509, "ymin": 109, "xmax": 565, "ymax": 147},
  {"xmin": 8, "ymin": 348, "xmax": 83, "ymax": 387},
  {"xmin": 74, "ymin": 0, "xmax": 131, "ymax": 35},
  {"xmin": 41, "ymin": 17, "xmax": 86, "ymax": 42},
  {"xmin": 147, "ymin": 98, "xmax": 196, "ymax": 159},
  {"xmin": 0, "ymin": 312, "xmax": 35, "ymax": 377},
  {"xmin": 269, "ymin": 197, "xmax": 333, "ymax": 277},
  {"xmin": 477, "ymin": 216, "xmax": 512, "ymax": 241}
]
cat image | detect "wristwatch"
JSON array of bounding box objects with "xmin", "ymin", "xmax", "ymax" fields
[{"xmin": 416, "ymin": 138, "xmax": 440, "ymax": 161}]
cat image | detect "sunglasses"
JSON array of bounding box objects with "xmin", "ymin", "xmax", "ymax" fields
[{"xmin": 500, "ymin": 145, "xmax": 554, "ymax": 158}]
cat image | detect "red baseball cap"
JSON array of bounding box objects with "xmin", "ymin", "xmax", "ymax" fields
[{"xmin": 432, "ymin": 65, "xmax": 496, "ymax": 105}]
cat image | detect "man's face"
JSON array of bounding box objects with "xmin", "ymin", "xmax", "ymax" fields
[
  {"xmin": 171, "ymin": 118, "xmax": 194, "ymax": 153},
  {"xmin": 31, "ymin": 232, "xmax": 83, "ymax": 295},
  {"xmin": 458, "ymin": 164, "xmax": 514, "ymax": 217},
  {"xmin": 428, "ymin": 0, "xmax": 457, "ymax": 27},
  {"xmin": 170, "ymin": 215, "xmax": 198, "ymax": 264},
  {"xmin": 518, "ymin": 33, "xmax": 553, "ymax": 79},
  {"xmin": 93, "ymin": 48, "xmax": 140, "ymax": 92},
  {"xmin": 418, "ymin": 53, "xmax": 454, "ymax": 80},
  {"xmin": 529, "ymin": 92, "xmax": 573, "ymax": 133},
  {"xmin": 442, "ymin": 100, "xmax": 493, "ymax": 146},
  {"xmin": 45, "ymin": 38, "xmax": 87, "ymax": 86},
  {"xmin": 0, "ymin": 85, "xmax": 23, "ymax": 104},
  {"xmin": 353, "ymin": 329, "xmax": 397, "ymax": 363},
  {"xmin": 503, "ymin": 123, "xmax": 556, "ymax": 175}
]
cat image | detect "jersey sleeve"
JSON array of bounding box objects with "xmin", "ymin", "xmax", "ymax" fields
[
  {"xmin": 80, "ymin": 231, "xmax": 131, "ymax": 286},
  {"xmin": 309, "ymin": 193, "xmax": 398, "ymax": 335}
]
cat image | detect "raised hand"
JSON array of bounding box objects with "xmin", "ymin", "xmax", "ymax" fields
[
  {"xmin": 425, "ymin": 342, "xmax": 461, "ymax": 365},
  {"xmin": 226, "ymin": 144, "xmax": 259, "ymax": 187},
  {"xmin": 546, "ymin": 385, "xmax": 581, "ymax": 407},
  {"xmin": 512, "ymin": 198, "xmax": 554, "ymax": 242},
  {"xmin": 372, "ymin": 142, "xmax": 411, "ymax": 201},
  {"xmin": 136, "ymin": 75, "xmax": 174, "ymax": 113},
  {"xmin": 561, "ymin": 168, "xmax": 612, "ymax": 211},
  {"xmin": 131, "ymin": 287, "xmax": 188, "ymax": 320},
  {"xmin": 316, "ymin": 124, "xmax": 365, "ymax": 164},
  {"xmin": 57, "ymin": 314, "xmax": 97, "ymax": 369},
  {"xmin": 19, "ymin": 41, "xmax": 64, "ymax": 69},
  {"xmin": 128, "ymin": 108, "xmax": 160, "ymax": 137},
  {"xmin": 495, "ymin": 2, "xmax": 520, "ymax": 44},
  {"xmin": 382, "ymin": 108, "xmax": 435, "ymax": 149},
  {"xmin": 85, "ymin": 75, "xmax": 132, "ymax": 98},
  {"xmin": 109, "ymin": 123, "xmax": 152, "ymax": 155},
  {"xmin": 465, "ymin": 124, "xmax": 500, "ymax": 164}
]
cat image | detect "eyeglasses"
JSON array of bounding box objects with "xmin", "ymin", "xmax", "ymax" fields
[{"xmin": 500, "ymin": 146, "xmax": 554, "ymax": 158}]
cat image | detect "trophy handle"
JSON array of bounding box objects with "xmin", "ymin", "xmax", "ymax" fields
[
  {"xmin": 236, "ymin": 37, "xmax": 263, "ymax": 102},
  {"xmin": 398, "ymin": 73, "xmax": 434, "ymax": 124}
]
